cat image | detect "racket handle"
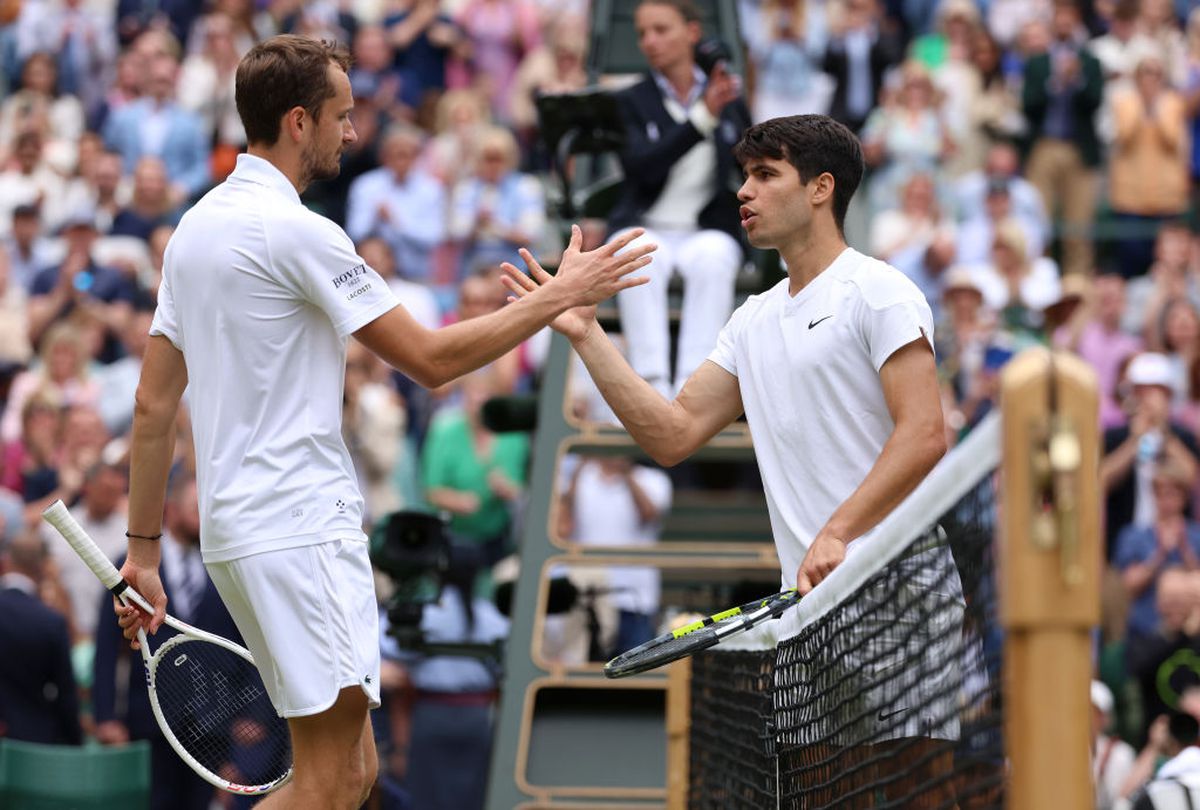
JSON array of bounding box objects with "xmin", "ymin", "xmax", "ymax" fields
[{"xmin": 42, "ymin": 500, "xmax": 154, "ymax": 614}]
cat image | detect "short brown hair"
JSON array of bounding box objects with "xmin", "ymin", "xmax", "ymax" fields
[
  {"xmin": 636, "ymin": 0, "xmax": 703, "ymax": 23},
  {"xmin": 235, "ymin": 35, "xmax": 351, "ymax": 147}
]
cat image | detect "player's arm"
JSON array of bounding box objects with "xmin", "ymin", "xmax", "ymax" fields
[
  {"xmin": 571, "ymin": 321, "xmax": 744, "ymax": 467},
  {"xmin": 355, "ymin": 226, "xmax": 654, "ymax": 388},
  {"xmin": 121, "ymin": 334, "xmax": 188, "ymax": 639},
  {"xmin": 797, "ymin": 338, "xmax": 947, "ymax": 594}
]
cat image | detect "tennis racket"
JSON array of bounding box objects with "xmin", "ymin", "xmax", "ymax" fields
[
  {"xmin": 43, "ymin": 500, "xmax": 292, "ymax": 796},
  {"xmin": 604, "ymin": 588, "xmax": 801, "ymax": 678}
]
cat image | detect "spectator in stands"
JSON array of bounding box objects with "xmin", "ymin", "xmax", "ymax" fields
[
  {"xmin": 421, "ymin": 367, "xmax": 529, "ymax": 597},
  {"xmin": 93, "ymin": 307, "xmax": 153, "ymax": 436},
  {"xmin": 510, "ymin": 14, "xmax": 588, "ymax": 144},
  {"xmin": 1054, "ymin": 270, "xmax": 1142, "ymax": 429},
  {"xmin": 343, "ymin": 341, "xmax": 406, "ymax": 524},
  {"xmin": 1109, "ymin": 52, "xmax": 1191, "ymax": 279},
  {"xmin": 936, "ymin": 267, "xmax": 996, "ymax": 420},
  {"xmin": 1, "ymin": 321, "xmax": 100, "ymax": 445},
  {"xmin": 178, "ymin": 12, "xmax": 248, "ymax": 181},
  {"xmin": 86, "ymin": 150, "xmax": 130, "ymax": 234},
  {"xmin": 0, "ymin": 51, "xmax": 85, "ymax": 173},
  {"xmin": 14, "ymin": 0, "xmax": 118, "ymax": 121},
  {"xmin": 1127, "ymin": 222, "xmax": 1199, "ymax": 340},
  {"xmin": 1128, "ymin": 711, "xmax": 1200, "ymax": 808},
  {"xmin": 424, "ymin": 88, "xmax": 492, "ymax": 200},
  {"xmin": 348, "ymin": 23, "xmax": 419, "ymax": 125},
  {"xmin": 607, "ymin": 0, "xmax": 752, "ymax": 397},
  {"xmin": 346, "ymin": 124, "xmax": 446, "ymax": 283},
  {"xmin": 972, "ymin": 219, "xmax": 1061, "ymax": 320},
  {"xmin": 741, "ymin": 0, "xmax": 831, "ymax": 122},
  {"xmin": 26, "ymin": 207, "xmax": 135, "ymax": 347},
  {"xmin": 1022, "ymin": 0, "xmax": 1104, "ymax": 278},
  {"xmin": 384, "ymin": 0, "xmax": 464, "ymax": 104},
  {"xmin": 0, "ymin": 128, "xmax": 70, "ymax": 237},
  {"xmin": 1186, "ymin": 9, "xmax": 1200, "ymax": 220},
  {"xmin": 110, "ymin": 157, "xmax": 179, "ymax": 242},
  {"xmin": 1103, "ymin": 353, "xmax": 1200, "ymax": 561},
  {"xmin": 1150, "ymin": 298, "xmax": 1200, "ymax": 425},
  {"xmin": 4, "ymin": 203, "xmax": 55, "ymax": 291},
  {"xmin": 955, "ymin": 176, "xmax": 1046, "ymax": 268},
  {"xmin": 93, "ymin": 473, "xmax": 241, "ymax": 810},
  {"xmin": 1138, "ymin": 0, "xmax": 1188, "ymax": 87},
  {"xmin": 964, "ymin": 31, "xmax": 1027, "ymax": 163},
  {"xmin": 453, "ymin": 0, "xmax": 541, "ymax": 124},
  {"xmin": 869, "ymin": 171, "xmax": 956, "ymax": 312},
  {"xmin": 0, "ymin": 528, "xmax": 81, "ymax": 745},
  {"xmin": 1093, "ymin": 679, "xmax": 1138, "ymax": 809},
  {"xmin": 821, "ymin": 0, "xmax": 904, "ymax": 134},
  {"xmin": 358, "ymin": 235, "xmax": 440, "ymax": 331},
  {"xmin": 0, "ymin": 244, "xmax": 32, "ymax": 369},
  {"xmin": 1117, "ymin": 460, "xmax": 1200, "ymax": 666},
  {"xmin": 449, "ymin": 125, "xmax": 546, "ymax": 274},
  {"xmin": 954, "ymin": 141, "xmax": 1047, "ymax": 236},
  {"xmin": 861, "ymin": 60, "xmax": 955, "ymax": 214},
  {"xmin": 103, "ymin": 51, "xmax": 211, "ymax": 204},
  {"xmin": 1091, "ymin": 0, "xmax": 1151, "ymax": 147},
  {"xmin": 558, "ymin": 454, "xmax": 673, "ymax": 657},
  {"xmin": 42, "ymin": 461, "xmax": 127, "ymax": 638}
]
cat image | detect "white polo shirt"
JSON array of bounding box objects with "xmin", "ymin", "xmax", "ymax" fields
[
  {"xmin": 151, "ymin": 154, "xmax": 400, "ymax": 563},
  {"xmin": 708, "ymin": 248, "xmax": 934, "ymax": 592}
]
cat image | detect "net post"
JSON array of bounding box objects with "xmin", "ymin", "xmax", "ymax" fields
[
  {"xmin": 1000, "ymin": 347, "xmax": 1099, "ymax": 809},
  {"xmin": 666, "ymin": 657, "xmax": 692, "ymax": 810}
]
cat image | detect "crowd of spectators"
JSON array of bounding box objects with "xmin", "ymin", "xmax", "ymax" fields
[{"xmin": 11, "ymin": 0, "xmax": 1200, "ymax": 806}]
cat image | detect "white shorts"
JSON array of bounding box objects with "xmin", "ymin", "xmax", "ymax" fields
[{"xmin": 207, "ymin": 536, "xmax": 382, "ymax": 718}]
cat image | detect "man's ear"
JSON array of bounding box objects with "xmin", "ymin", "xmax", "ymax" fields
[
  {"xmin": 811, "ymin": 172, "xmax": 836, "ymax": 207},
  {"xmin": 282, "ymin": 106, "xmax": 307, "ymax": 144}
]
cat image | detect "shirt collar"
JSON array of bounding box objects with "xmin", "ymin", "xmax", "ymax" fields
[
  {"xmin": 652, "ymin": 66, "xmax": 707, "ymax": 108},
  {"xmin": 229, "ymin": 153, "xmax": 302, "ymax": 205},
  {"xmin": 0, "ymin": 572, "xmax": 37, "ymax": 596}
]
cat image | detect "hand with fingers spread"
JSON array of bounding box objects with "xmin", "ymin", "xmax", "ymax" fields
[{"xmin": 499, "ymin": 225, "xmax": 655, "ymax": 342}]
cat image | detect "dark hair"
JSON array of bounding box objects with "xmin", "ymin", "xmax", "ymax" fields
[
  {"xmin": 636, "ymin": 0, "xmax": 703, "ymax": 23},
  {"xmin": 235, "ymin": 35, "xmax": 351, "ymax": 147},
  {"xmin": 733, "ymin": 115, "xmax": 865, "ymax": 234},
  {"xmin": 1169, "ymin": 711, "xmax": 1200, "ymax": 750}
]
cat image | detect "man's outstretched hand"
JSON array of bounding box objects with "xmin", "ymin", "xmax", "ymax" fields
[{"xmin": 501, "ymin": 225, "xmax": 654, "ymax": 342}]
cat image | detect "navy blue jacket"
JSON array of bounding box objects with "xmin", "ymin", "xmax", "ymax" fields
[{"xmin": 0, "ymin": 584, "xmax": 82, "ymax": 744}]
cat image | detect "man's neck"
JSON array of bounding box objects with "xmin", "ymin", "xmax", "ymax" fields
[
  {"xmin": 246, "ymin": 145, "xmax": 307, "ymax": 194},
  {"xmin": 780, "ymin": 227, "xmax": 849, "ymax": 296}
]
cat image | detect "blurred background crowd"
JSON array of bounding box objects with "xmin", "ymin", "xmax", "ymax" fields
[{"xmin": 6, "ymin": 0, "xmax": 1200, "ymax": 806}]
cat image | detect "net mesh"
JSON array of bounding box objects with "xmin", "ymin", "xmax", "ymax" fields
[
  {"xmin": 688, "ymin": 415, "xmax": 1003, "ymax": 809},
  {"xmin": 152, "ymin": 637, "xmax": 291, "ymax": 790}
]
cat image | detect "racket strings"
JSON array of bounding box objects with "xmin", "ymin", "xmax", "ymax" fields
[{"xmin": 152, "ymin": 639, "xmax": 290, "ymax": 789}]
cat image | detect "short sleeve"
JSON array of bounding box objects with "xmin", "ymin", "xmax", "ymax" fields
[
  {"xmin": 149, "ymin": 254, "xmax": 182, "ymax": 350},
  {"xmin": 857, "ymin": 267, "xmax": 935, "ymax": 372},
  {"xmin": 274, "ymin": 214, "xmax": 399, "ymax": 337},
  {"xmin": 707, "ymin": 298, "xmax": 749, "ymax": 377}
]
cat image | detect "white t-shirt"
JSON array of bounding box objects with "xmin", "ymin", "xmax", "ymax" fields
[
  {"xmin": 707, "ymin": 247, "xmax": 934, "ymax": 593},
  {"xmin": 151, "ymin": 154, "xmax": 400, "ymax": 563},
  {"xmin": 570, "ymin": 461, "xmax": 673, "ymax": 614}
]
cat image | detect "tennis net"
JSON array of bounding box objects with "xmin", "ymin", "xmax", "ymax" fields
[{"xmin": 688, "ymin": 412, "xmax": 1003, "ymax": 809}]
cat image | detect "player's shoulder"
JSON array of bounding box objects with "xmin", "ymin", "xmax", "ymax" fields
[{"xmin": 833, "ymin": 249, "xmax": 928, "ymax": 311}]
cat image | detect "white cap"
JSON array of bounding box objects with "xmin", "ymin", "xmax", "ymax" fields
[
  {"xmin": 1091, "ymin": 680, "xmax": 1114, "ymax": 714},
  {"xmin": 1127, "ymin": 352, "xmax": 1175, "ymax": 392}
]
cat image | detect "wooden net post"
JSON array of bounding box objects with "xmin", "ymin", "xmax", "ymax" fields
[{"xmin": 1000, "ymin": 348, "xmax": 1100, "ymax": 809}]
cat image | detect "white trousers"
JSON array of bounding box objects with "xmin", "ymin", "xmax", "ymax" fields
[{"xmin": 613, "ymin": 227, "xmax": 741, "ymax": 393}]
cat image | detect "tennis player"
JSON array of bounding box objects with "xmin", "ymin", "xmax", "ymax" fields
[
  {"xmin": 115, "ymin": 36, "xmax": 653, "ymax": 809},
  {"xmin": 502, "ymin": 114, "xmax": 954, "ymax": 807}
]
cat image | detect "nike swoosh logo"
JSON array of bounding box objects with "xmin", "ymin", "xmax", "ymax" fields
[
  {"xmin": 878, "ymin": 708, "xmax": 906, "ymax": 721},
  {"xmin": 808, "ymin": 315, "xmax": 833, "ymax": 329}
]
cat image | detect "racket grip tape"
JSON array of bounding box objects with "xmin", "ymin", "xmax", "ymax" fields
[{"xmin": 43, "ymin": 499, "xmax": 126, "ymax": 592}]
